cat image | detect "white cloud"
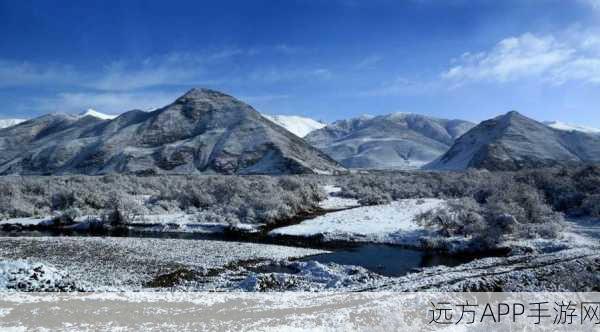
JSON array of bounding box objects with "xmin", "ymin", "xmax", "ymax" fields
[
  {"xmin": 0, "ymin": 60, "xmax": 79, "ymax": 88},
  {"xmin": 0, "ymin": 50, "xmax": 238, "ymax": 91},
  {"xmin": 360, "ymin": 77, "xmax": 438, "ymax": 96},
  {"xmin": 442, "ymin": 30, "xmax": 600, "ymax": 86},
  {"xmin": 355, "ymin": 55, "xmax": 383, "ymax": 69},
  {"xmin": 580, "ymin": 0, "xmax": 600, "ymax": 10},
  {"xmin": 0, "ymin": 44, "xmax": 322, "ymax": 94},
  {"xmin": 241, "ymin": 94, "xmax": 291, "ymax": 103},
  {"xmin": 247, "ymin": 67, "xmax": 333, "ymax": 83},
  {"xmin": 90, "ymin": 51, "xmax": 241, "ymax": 91},
  {"xmin": 28, "ymin": 91, "xmax": 179, "ymax": 115}
]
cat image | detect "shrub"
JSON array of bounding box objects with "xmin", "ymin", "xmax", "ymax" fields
[
  {"xmin": 0, "ymin": 175, "xmax": 327, "ymax": 226},
  {"xmin": 582, "ymin": 194, "xmax": 600, "ymax": 218}
]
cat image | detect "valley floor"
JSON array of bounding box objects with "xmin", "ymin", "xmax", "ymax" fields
[
  {"xmin": 1, "ymin": 195, "xmax": 598, "ymax": 292},
  {"xmin": 1, "ymin": 181, "xmax": 599, "ymax": 292}
]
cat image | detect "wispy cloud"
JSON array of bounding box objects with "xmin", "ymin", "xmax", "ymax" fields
[
  {"xmin": 355, "ymin": 55, "xmax": 383, "ymax": 70},
  {"xmin": 360, "ymin": 77, "xmax": 439, "ymax": 96},
  {"xmin": 0, "ymin": 44, "xmax": 327, "ymax": 93},
  {"xmin": 90, "ymin": 54, "xmax": 211, "ymax": 91},
  {"xmin": 1, "ymin": 45, "xmax": 331, "ymax": 115},
  {"xmin": 24, "ymin": 91, "xmax": 179, "ymax": 115},
  {"xmin": 0, "ymin": 59, "xmax": 79, "ymax": 88},
  {"xmin": 241, "ymin": 94, "xmax": 291, "ymax": 103},
  {"xmin": 0, "ymin": 49, "xmax": 241, "ymax": 91},
  {"xmin": 579, "ymin": 0, "xmax": 600, "ymax": 10},
  {"xmin": 247, "ymin": 67, "xmax": 333, "ymax": 83},
  {"xmin": 442, "ymin": 30, "xmax": 600, "ymax": 86}
]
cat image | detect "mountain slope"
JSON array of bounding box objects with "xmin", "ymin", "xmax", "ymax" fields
[
  {"xmin": 427, "ymin": 111, "xmax": 600, "ymax": 171},
  {"xmin": 0, "ymin": 89, "xmax": 344, "ymax": 175},
  {"xmin": 79, "ymin": 109, "xmax": 118, "ymax": 120},
  {"xmin": 262, "ymin": 114, "xmax": 326, "ymax": 137},
  {"xmin": 305, "ymin": 113, "xmax": 475, "ymax": 169},
  {"xmin": 543, "ymin": 121, "xmax": 600, "ymax": 134},
  {"xmin": 0, "ymin": 118, "xmax": 26, "ymax": 129}
]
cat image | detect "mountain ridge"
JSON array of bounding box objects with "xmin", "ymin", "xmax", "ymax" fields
[
  {"xmin": 426, "ymin": 111, "xmax": 600, "ymax": 171},
  {"xmin": 305, "ymin": 112, "xmax": 475, "ymax": 169},
  {"xmin": 0, "ymin": 88, "xmax": 344, "ymax": 175}
]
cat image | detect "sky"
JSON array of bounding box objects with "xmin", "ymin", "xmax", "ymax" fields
[{"xmin": 1, "ymin": 0, "xmax": 600, "ymax": 125}]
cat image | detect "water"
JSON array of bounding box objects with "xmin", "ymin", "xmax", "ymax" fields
[
  {"xmin": 301, "ymin": 243, "xmax": 496, "ymax": 277},
  {"xmin": 0, "ymin": 229, "xmax": 498, "ymax": 278}
]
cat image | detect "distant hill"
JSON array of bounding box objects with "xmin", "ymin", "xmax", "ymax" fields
[
  {"xmin": 262, "ymin": 114, "xmax": 326, "ymax": 138},
  {"xmin": 543, "ymin": 121, "xmax": 600, "ymax": 135},
  {"xmin": 0, "ymin": 88, "xmax": 344, "ymax": 175},
  {"xmin": 79, "ymin": 109, "xmax": 118, "ymax": 120},
  {"xmin": 426, "ymin": 111, "xmax": 600, "ymax": 171},
  {"xmin": 305, "ymin": 113, "xmax": 475, "ymax": 169},
  {"xmin": 0, "ymin": 118, "xmax": 26, "ymax": 129}
]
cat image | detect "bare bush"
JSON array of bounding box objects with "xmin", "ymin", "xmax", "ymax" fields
[{"xmin": 0, "ymin": 175, "xmax": 326, "ymax": 227}]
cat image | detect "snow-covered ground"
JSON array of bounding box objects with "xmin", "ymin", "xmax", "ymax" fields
[
  {"xmin": 2, "ymin": 190, "xmax": 598, "ymax": 293},
  {"xmin": 0, "ymin": 260, "xmax": 77, "ymax": 291},
  {"xmin": 128, "ymin": 213, "xmax": 237, "ymax": 233},
  {"xmin": 318, "ymin": 185, "xmax": 359, "ymax": 210},
  {"xmin": 0, "ymin": 217, "xmax": 53, "ymax": 226},
  {"xmin": 270, "ymin": 198, "xmax": 445, "ymax": 246},
  {"xmin": 1, "ymin": 216, "xmax": 598, "ymax": 292},
  {"xmin": 0, "ymin": 185, "xmax": 353, "ymax": 233},
  {"xmin": 0, "ymin": 237, "xmax": 327, "ymax": 291}
]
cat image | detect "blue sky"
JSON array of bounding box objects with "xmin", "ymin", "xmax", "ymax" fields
[{"xmin": 1, "ymin": 0, "xmax": 600, "ymax": 125}]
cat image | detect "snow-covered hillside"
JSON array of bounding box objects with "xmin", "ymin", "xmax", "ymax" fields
[
  {"xmin": 0, "ymin": 88, "xmax": 343, "ymax": 175},
  {"xmin": 427, "ymin": 111, "xmax": 600, "ymax": 171},
  {"xmin": 79, "ymin": 109, "xmax": 118, "ymax": 120},
  {"xmin": 0, "ymin": 118, "xmax": 26, "ymax": 129},
  {"xmin": 544, "ymin": 121, "xmax": 600, "ymax": 134},
  {"xmin": 262, "ymin": 114, "xmax": 326, "ymax": 137},
  {"xmin": 1, "ymin": 110, "xmax": 118, "ymax": 130},
  {"xmin": 306, "ymin": 113, "xmax": 475, "ymax": 169}
]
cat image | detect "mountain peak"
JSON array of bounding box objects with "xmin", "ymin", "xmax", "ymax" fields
[
  {"xmin": 493, "ymin": 110, "xmax": 531, "ymax": 126},
  {"xmin": 0, "ymin": 90, "xmax": 343, "ymax": 175},
  {"xmin": 79, "ymin": 109, "xmax": 117, "ymax": 120},
  {"xmin": 426, "ymin": 111, "xmax": 600, "ymax": 171},
  {"xmin": 178, "ymin": 88, "xmax": 232, "ymax": 101},
  {"xmin": 503, "ymin": 110, "xmax": 524, "ymax": 119}
]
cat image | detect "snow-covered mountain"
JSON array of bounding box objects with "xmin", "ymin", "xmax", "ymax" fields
[
  {"xmin": 79, "ymin": 109, "xmax": 118, "ymax": 120},
  {"xmin": 0, "ymin": 89, "xmax": 344, "ymax": 175},
  {"xmin": 543, "ymin": 121, "xmax": 600, "ymax": 135},
  {"xmin": 261, "ymin": 114, "xmax": 326, "ymax": 137},
  {"xmin": 427, "ymin": 111, "xmax": 600, "ymax": 171},
  {"xmin": 0, "ymin": 118, "xmax": 26, "ymax": 129},
  {"xmin": 0, "ymin": 110, "xmax": 117, "ymax": 130},
  {"xmin": 305, "ymin": 113, "xmax": 475, "ymax": 169}
]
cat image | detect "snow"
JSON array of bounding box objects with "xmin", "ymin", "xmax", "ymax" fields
[
  {"xmin": 0, "ymin": 213, "xmax": 257, "ymax": 234},
  {"xmin": 544, "ymin": 120, "xmax": 600, "ymax": 134},
  {"xmin": 0, "ymin": 119, "xmax": 26, "ymax": 129},
  {"xmin": 78, "ymin": 109, "xmax": 118, "ymax": 120},
  {"xmin": 0, "ymin": 236, "xmax": 328, "ymax": 291},
  {"xmin": 319, "ymin": 185, "xmax": 359, "ymax": 209},
  {"xmin": 130, "ymin": 213, "xmax": 195, "ymax": 225},
  {"xmin": 0, "ymin": 217, "xmax": 53, "ymax": 226},
  {"xmin": 270, "ymin": 198, "xmax": 445, "ymax": 246},
  {"xmin": 131, "ymin": 213, "xmax": 262, "ymax": 233},
  {"xmin": 0, "ymin": 260, "xmax": 76, "ymax": 291},
  {"xmin": 262, "ymin": 114, "xmax": 326, "ymax": 137},
  {"xmin": 239, "ymin": 260, "xmax": 382, "ymax": 291}
]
